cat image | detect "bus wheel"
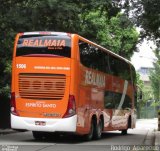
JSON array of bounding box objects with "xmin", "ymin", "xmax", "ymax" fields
[
  {"xmin": 121, "ymin": 129, "xmax": 128, "ymax": 135},
  {"xmin": 93, "ymin": 119, "xmax": 102, "ymax": 139},
  {"xmin": 83, "ymin": 120, "xmax": 94, "ymax": 141},
  {"xmin": 121, "ymin": 117, "xmax": 131, "ymax": 135},
  {"xmin": 32, "ymin": 131, "xmax": 45, "ymax": 140}
]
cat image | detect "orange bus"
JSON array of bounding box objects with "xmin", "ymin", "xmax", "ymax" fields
[{"xmin": 11, "ymin": 31, "xmax": 137, "ymax": 140}]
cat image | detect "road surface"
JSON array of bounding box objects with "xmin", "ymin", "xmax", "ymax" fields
[{"xmin": 0, "ymin": 119, "xmax": 158, "ymax": 151}]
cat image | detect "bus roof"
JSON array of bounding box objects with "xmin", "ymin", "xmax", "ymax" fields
[{"xmin": 20, "ymin": 31, "xmax": 70, "ymax": 36}]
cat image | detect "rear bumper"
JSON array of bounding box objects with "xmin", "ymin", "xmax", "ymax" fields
[{"xmin": 11, "ymin": 114, "xmax": 77, "ymax": 132}]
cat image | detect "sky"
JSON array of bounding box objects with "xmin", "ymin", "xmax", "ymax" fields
[{"xmin": 131, "ymin": 39, "xmax": 156, "ymax": 70}]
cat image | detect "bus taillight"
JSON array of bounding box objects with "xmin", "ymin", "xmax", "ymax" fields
[
  {"xmin": 63, "ymin": 95, "xmax": 76, "ymax": 118},
  {"xmin": 11, "ymin": 92, "xmax": 19, "ymax": 116}
]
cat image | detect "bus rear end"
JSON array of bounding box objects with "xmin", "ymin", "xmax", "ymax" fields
[{"xmin": 11, "ymin": 32, "xmax": 77, "ymax": 135}]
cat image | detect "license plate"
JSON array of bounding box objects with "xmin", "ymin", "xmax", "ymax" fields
[{"xmin": 35, "ymin": 121, "xmax": 46, "ymax": 126}]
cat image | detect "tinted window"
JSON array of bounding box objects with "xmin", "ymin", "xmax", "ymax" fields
[
  {"xmin": 122, "ymin": 95, "xmax": 132, "ymax": 109},
  {"xmin": 104, "ymin": 92, "xmax": 115, "ymax": 109},
  {"xmin": 79, "ymin": 40, "xmax": 132, "ymax": 81},
  {"xmin": 16, "ymin": 35, "xmax": 71, "ymax": 58},
  {"xmin": 79, "ymin": 41, "xmax": 109, "ymax": 73},
  {"xmin": 104, "ymin": 91, "xmax": 131, "ymax": 109},
  {"xmin": 109, "ymin": 55, "xmax": 131, "ymax": 81}
]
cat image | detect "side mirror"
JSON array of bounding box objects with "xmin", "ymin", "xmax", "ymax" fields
[
  {"xmin": 136, "ymin": 85, "xmax": 143, "ymax": 101},
  {"xmin": 139, "ymin": 90, "xmax": 143, "ymax": 100}
]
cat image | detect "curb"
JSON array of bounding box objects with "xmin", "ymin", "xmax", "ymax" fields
[{"xmin": 155, "ymin": 131, "xmax": 160, "ymax": 146}]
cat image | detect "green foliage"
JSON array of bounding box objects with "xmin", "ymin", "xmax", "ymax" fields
[
  {"xmin": 136, "ymin": 72, "xmax": 155, "ymax": 118},
  {"xmin": 97, "ymin": 13, "xmax": 139, "ymax": 59},
  {"xmin": 136, "ymin": 73, "xmax": 145, "ymax": 103},
  {"xmin": 123, "ymin": 0, "xmax": 160, "ymax": 44},
  {"xmin": 136, "ymin": 73, "xmax": 144, "ymax": 90},
  {"xmin": 138, "ymin": 77, "xmax": 154, "ymax": 108},
  {"xmin": 150, "ymin": 49, "xmax": 160, "ymax": 105}
]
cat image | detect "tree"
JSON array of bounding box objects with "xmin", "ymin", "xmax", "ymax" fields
[
  {"xmin": 136, "ymin": 72, "xmax": 155, "ymax": 118},
  {"xmin": 80, "ymin": 11, "xmax": 139, "ymax": 59},
  {"xmin": 136, "ymin": 73, "xmax": 144, "ymax": 118},
  {"xmin": 150, "ymin": 49, "xmax": 160, "ymax": 106},
  {"xmin": 97, "ymin": 13, "xmax": 139, "ymax": 59},
  {"xmin": 122, "ymin": 0, "xmax": 160, "ymax": 44}
]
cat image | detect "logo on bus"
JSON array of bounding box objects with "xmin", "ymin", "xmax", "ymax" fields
[
  {"xmin": 25, "ymin": 102, "xmax": 56, "ymax": 108},
  {"xmin": 85, "ymin": 70, "xmax": 106, "ymax": 88},
  {"xmin": 22, "ymin": 39, "xmax": 66, "ymax": 47}
]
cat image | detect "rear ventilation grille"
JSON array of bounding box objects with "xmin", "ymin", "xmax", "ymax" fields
[{"xmin": 19, "ymin": 73, "xmax": 66, "ymax": 100}]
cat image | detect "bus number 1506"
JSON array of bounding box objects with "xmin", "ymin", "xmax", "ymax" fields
[{"xmin": 16, "ymin": 64, "xmax": 26, "ymax": 69}]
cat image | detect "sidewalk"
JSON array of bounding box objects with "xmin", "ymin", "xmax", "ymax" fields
[{"xmin": 155, "ymin": 131, "xmax": 160, "ymax": 146}]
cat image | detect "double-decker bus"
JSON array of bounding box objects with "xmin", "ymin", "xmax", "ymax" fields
[{"xmin": 11, "ymin": 31, "xmax": 137, "ymax": 140}]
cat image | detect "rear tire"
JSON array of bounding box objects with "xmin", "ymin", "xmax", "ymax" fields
[
  {"xmin": 93, "ymin": 119, "xmax": 102, "ymax": 140},
  {"xmin": 121, "ymin": 117, "xmax": 131, "ymax": 135},
  {"xmin": 32, "ymin": 131, "xmax": 45, "ymax": 140},
  {"xmin": 83, "ymin": 120, "xmax": 94, "ymax": 141},
  {"xmin": 121, "ymin": 129, "xmax": 127, "ymax": 135}
]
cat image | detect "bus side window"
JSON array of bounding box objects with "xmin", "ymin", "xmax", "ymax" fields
[
  {"xmin": 104, "ymin": 53, "xmax": 111, "ymax": 74},
  {"xmin": 109, "ymin": 55, "xmax": 116, "ymax": 75},
  {"xmin": 122, "ymin": 95, "xmax": 132, "ymax": 109},
  {"xmin": 104, "ymin": 91, "xmax": 115, "ymax": 109},
  {"xmin": 79, "ymin": 41, "xmax": 91, "ymax": 68},
  {"xmin": 79, "ymin": 40, "xmax": 108, "ymax": 73}
]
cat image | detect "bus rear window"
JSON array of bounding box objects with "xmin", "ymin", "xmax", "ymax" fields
[{"xmin": 16, "ymin": 35, "xmax": 71, "ymax": 58}]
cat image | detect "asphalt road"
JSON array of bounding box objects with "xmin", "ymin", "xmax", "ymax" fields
[{"xmin": 0, "ymin": 119, "xmax": 158, "ymax": 151}]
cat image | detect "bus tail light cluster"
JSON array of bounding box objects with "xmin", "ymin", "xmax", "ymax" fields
[
  {"xmin": 11, "ymin": 92, "xmax": 19, "ymax": 116},
  {"xmin": 63, "ymin": 95, "xmax": 76, "ymax": 118}
]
